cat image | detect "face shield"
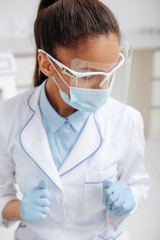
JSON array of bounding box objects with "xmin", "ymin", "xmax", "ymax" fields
[
  {"xmin": 110, "ymin": 41, "xmax": 132, "ymax": 104},
  {"xmin": 38, "ymin": 41, "xmax": 131, "ymax": 112},
  {"xmin": 65, "ymin": 53, "xmax": 124, "ymax": 89},
  {"xmin": 38, "ymin": 49, "xmax": 124, "ymax": 91}
]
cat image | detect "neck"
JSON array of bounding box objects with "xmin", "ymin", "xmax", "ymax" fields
[{"xmin": 45, "ymin": 77, "xmax": 76, "ymax": 118}]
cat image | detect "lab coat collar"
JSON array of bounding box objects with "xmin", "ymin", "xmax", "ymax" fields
[
  {"xmin": 59, "ymin": 113, "xmax": 102, "ymax": 176},
  {"xmin": 20, "ymin": 83, "xmax": 102, "ymax": 189},
  {"xmin": 67, "ymin": 110, "xmax": 90, "ymax": 133},
  {"xmin": 20, "ymin": 83, "xmax": 64, "ymax": 192}
]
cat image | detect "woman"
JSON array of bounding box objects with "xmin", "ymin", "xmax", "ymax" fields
[{"xmin": 0, "ymin": 0, "xmax": 149, "ymax": 239}]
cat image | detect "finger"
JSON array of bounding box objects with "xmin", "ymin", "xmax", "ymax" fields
[
  {"xmin": 103, "ymin": 180, "xmax": 112, "ymax": 205},
  {"xmin": 37, "ymin": 197, "xmax": 52, "ymax": 207},
  {"xmin": 34, "ymin": 204, "xmax": 51, "ymax": 214},
  {"xmin": 103, "ymin": 179, "xmax": 112, "ymax": 189},
  {"xmin": 112, "ymin": 200, "xmax": 127, "ymax": 216},
  {"xmin": 39, "ymin": 189, "xmax": 52, "ymax": 200},
  {"xmin": 106, "ymin": 192, "xmax": 119, "ymax": 212},
  {"xmin": 112, "ymin": 192, "xmax": 134, "ymax": 215},
  {"xmin": 106, "ymin": 203, "xmax": 113, "ymax": 211},
  {"xmin": 104, "ymin": 187, "xmax": 115, "ymax": 207},
  {"xmin": 37, "ymin": 180, "xmax": 48, "ymax": 189},
  {"xmin": 39, "ymin": 206, "xmax": 50, "ymax": 214},
  {"xmin": 104, "ymin": 184, "xmax": 115, "ymax": 197},
  {"xmin": 107, "ymin": 191, "xmax": 119, "ymax": 205},
  {"xmin": 112, "ymin": 195, "xmax": 126, "ymax": 211},
  {"xmin": 102, "ymin": 191, "xmax": 107, "ymax": 205},
  {"xmin": 36, "ymin": 212, "xmax": 47, "ymax": 221}
]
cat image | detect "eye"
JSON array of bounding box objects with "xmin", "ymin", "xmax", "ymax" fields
[
  {"xmin": 81, "ymin": 76, "xmax": 88, "ymax": 80},
  {"xmin": 81, "ymin": 75, "xmax": 95, "ymax": 80}
]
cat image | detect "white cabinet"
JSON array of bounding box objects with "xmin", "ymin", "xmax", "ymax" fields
[
  {"xmin": 150, "ymin": 50, "xmax": 160, "ymax": 138},
  {"xmin": 153, "ymin": 51, "xmax": 160, "ymax": 78},
  {"xmin": 151, "ymin": 81, "xmax": 160, "ymax": 106},
  {"xmin": 15, "ymin": 55, "xmax": 35, "ymax": 88},
  {"xmin": 0, "ymin": 53, "xmax": 17, "ymax": 100}
]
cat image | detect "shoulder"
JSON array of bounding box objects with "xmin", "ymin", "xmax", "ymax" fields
[
  {"xmin": 95, "ymin": 97, "xmax": 144, "ymax": 133},
  {"xmin": 0, "ymin": 88, "xmax": 36, "ymax": 135},
  {"xmin": 0, "ymin": 88, "xmax": 35, "ymax": 115}
]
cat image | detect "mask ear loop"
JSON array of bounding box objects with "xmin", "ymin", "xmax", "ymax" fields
[
  {"xmin": 46, "ymin": 55, "xmax": 70, "ymax": 89},
  {"xmin": 52, "ymin": 75, "xmax": 61, "ymax": 91}
]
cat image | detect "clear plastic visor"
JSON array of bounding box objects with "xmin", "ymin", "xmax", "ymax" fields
[
  {"xmin": 63, "ymin": 53, "xmax": 124, "ymax": 89},
  {"xmin": 38, "ymin": 40, "xmax": 131, "ymax": 104},
  {"xmin": 38, "ymin": 49, "xmax": 124, "ymax": 90}
]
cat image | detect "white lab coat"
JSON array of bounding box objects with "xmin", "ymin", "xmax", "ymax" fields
[{"xmin": 0, "ymin": 83, "xmax": 149, "ymax": 240}]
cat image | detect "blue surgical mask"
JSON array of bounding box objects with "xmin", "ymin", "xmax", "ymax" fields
[{"xmin": 58, "ymin": 75, "xmax": 115, "ymax": 112}]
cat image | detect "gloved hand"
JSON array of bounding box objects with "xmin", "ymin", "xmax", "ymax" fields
[
  {"xmin": 103, "ymin": 180, "xmax": 136, "ymax": 218},
  {"xmin": 20, "ymin": 180, "xmax": 52, "ymax": 223}
]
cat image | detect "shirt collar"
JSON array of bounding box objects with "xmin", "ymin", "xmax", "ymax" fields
[
  {"xmin": 67, "ymin": 110, "xmax": 89, "ymax": 132},
  {"xmin": 39, "ymin": 80, "xmax": 90, "ymax": 133}
]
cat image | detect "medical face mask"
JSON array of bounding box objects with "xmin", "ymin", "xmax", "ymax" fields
[
  {"xmin": 58, "ymin": 74, "xmax": 115, "ymax": 112},
  {"xmin": 38, "ymin": 49, "xmax": 124, "ymax": 112}
]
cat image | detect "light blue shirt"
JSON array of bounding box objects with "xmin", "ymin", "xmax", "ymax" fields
[{"xmin": 38, "ymin": 81, "xmax": 89, "ymax": 171}]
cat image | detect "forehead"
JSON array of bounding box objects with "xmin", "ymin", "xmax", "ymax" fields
[{"xmin": 57, "ymin": 33, "xmax": 120, "ymax": 66}]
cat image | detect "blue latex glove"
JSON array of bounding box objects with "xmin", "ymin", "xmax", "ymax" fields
[
  {"xmin": 20, "ymin": 180, "xmax": 52, "ymax": 223},
  {"xmin": 103, "ymin": 180, "xmax": 136, "ymax": 218}
]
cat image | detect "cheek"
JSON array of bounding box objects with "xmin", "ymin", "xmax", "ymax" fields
[{"xmin": 53, "ymin": 69, "xmax": 71, "ymax": 94}]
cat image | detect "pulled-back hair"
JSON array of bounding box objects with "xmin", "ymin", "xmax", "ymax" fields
[{"xmin": 34, "ymin": 0, "xmax": 121, "ymax": 87}]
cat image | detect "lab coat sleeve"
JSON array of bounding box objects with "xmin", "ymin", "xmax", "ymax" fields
[
  {"xmin": 117, "ymin": 108, "xmax": 150, "ymax": 212},
  {"xmin": 0, "ymin": 131, "xmax": 19, "ymax": 228}
]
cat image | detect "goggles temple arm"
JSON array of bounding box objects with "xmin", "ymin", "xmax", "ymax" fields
[
  {"xmin": 62, "ymin": 69, "xmax": 77, "ymax": 79},
  {"xmin": 99, "ymin": 53, "xmax": 125, "ymax": 87},
  {"xmin": 99, "ymin": 75, "xmax": 110, "ymax": 88},
  {"xmin": 38, "ymin": 49, "xmax": 125, "ymax": 84}
]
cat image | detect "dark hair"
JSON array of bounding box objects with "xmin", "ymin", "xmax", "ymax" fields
[{"xmin": 34, "ymin": 0, "xmax": 121, "ymax": 87}]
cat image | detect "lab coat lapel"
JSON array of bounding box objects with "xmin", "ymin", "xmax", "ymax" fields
[
  {"xmin": 59, "ymin": 114, "xmax": 102, "ymax": 176},
  {"xmin": 20, "ymin": 86, "xmax": 63, "ymax": 192}
]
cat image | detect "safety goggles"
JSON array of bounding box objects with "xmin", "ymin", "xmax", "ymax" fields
[{"xmin": 38, "ymin": 49, "xmax": 125, "ymax": 89}]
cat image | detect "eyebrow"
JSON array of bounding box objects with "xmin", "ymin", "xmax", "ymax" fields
[
  {"xmin": 80, "ymin": 67, "xmax": 105, "ymax": 72},
  {"xmin": 80, "ymin": 66, "xmax": 116, "ymax": 73}
]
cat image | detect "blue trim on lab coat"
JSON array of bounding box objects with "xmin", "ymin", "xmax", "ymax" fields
[
  {"xmin": 60, "ymin": 114, "xmax": 102, "ymax": 177},
  {"xmin": 19, "ymin": 90, "xmax": 102, "ymax": 190},
  {"xmin": 98, "ymin": 231, "xmax": 122, "ymax": 240},
  {"xmin": 19, "ymin": 91, "xmax": 62, "ymax": 191}
]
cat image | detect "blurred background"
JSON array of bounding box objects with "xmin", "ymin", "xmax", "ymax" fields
[{"xmin": 0, "ymin": 0, "xmax": 160, "ymax": 239}]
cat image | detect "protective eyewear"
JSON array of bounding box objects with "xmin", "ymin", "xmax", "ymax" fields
[{"xmin": 38, "ymin": 49, "xmax": 125, "ymax": 89}]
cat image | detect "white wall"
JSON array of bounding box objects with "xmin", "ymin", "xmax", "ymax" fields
[
  {"xmin": 0, "ymin": 0, "xmax": 160, "ymax": 54},
  {"xmin": 0, "ymin": 0, "xmax": 159, "ymax": 34},
  {"xmin": 102, "ymin": 0, "xmax": 160, "ymax": 32},
  {"xmin": 0, "ymin": 0, "xmax": 38, "ymax": 33}
]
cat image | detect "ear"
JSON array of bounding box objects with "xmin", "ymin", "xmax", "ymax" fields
[{"xmin": 38, "ymin": 53, "xmax": 54, "ymax": 77}]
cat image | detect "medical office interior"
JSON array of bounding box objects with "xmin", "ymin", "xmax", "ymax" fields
[{"xmin": 0, "ymin": 0, "xmax": 160, "ymax": 239}]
